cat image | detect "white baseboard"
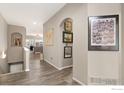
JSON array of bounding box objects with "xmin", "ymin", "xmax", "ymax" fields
[
  {"xmin": 73, "ymin": 77, "xmax": 85, "ymax": 85},
  {"xmin": 25, "ymin": 69, "xmax": 30, "ymax": 72},
  {"xmin": 44, "ymin": 59, "xmax": 73, "ymax": 70},
  {"xmin": 60, "ymin": 65, "xmax": 72, "ymax": 70},
  {"xmin": 44, "ymin": 59, "xmax": 61, "ymax": 70}
]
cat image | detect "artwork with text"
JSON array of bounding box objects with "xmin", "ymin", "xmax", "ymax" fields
[{"xmin": 91, "ymin": 18, "xmax": 116, "ymax": 46}]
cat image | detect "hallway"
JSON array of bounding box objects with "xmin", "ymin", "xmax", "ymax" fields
[
  {"xmin": 0, "ymin": 3, "xmax": 124, "ymax": 85},
  {"xmin": 0, "ymin": 53, "xmax": 79, "ymax": 85}
]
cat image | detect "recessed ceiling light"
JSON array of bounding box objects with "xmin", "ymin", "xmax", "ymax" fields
[{"xmin": 33, "ymin": 22, "xmax": 37, "ymax": 25}]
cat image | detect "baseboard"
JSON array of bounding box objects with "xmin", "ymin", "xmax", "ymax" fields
[
  {"xmin": 25, "ymin": 69, "xmax": 30, "ymax": 72},
  {"xmin": 44, "ymin": 59, "xmax": 61, "ymax": 70},
  {"xmin": 44, "ymin": 59, "xmax": 73, "ymax": 71},
  {"xmin": 60, "ymin": 65, "xmax": 72, "ymax": 70},
  {"xmin": 73, "ymin": 77, "xmax": 85, "ymax": 85},
  {"xmin": 1, "ymin": 70, "xmax": 24, "ymax": 76}
]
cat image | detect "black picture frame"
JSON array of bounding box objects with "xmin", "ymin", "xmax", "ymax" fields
[
  {"xmin": 64, "ymin": 46, "xmax": 72, "ymax": 58},
  {"xmin": 63, "ymin": 31, "xmax": 73, "ymax": 43},
  {"xmin": 88, "ymin": 15, "xmax": 119, "ymax": 51}
]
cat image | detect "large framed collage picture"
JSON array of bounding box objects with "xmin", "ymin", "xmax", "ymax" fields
[{"xmin": 88, "ymin": 15, "xmax": 119, "ymax": 51}]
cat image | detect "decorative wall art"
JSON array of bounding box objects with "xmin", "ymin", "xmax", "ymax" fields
[
  {"xmin": 64, "ymin": 46, "xmax": 72, "ymax": 58},
  {"xmin": 11, "ymin": 32, "xmax": 22, "ymax": 47},
  {"xmin": 88, "ymin": 15, "xmax": 119, "ymax": 51},
  {"xmin": 64, "ymin": 18, "xmax": 72, "ymax": 32},
  {"xmin": 63, "ymin": 32, "xmax": 73, "ymax": 43},
  {"xmin": 45, "ymin": 28, "xmax": 54, "ymax": 46}
]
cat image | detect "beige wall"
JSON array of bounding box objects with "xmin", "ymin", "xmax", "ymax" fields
[
  {"xmin": 87, "ymin": 3, "xmax": 121, "ymax": 85},
  {"xmin": 43, "ymin": 4, "xmax": 88, "ymax": 84},
  {"xmin": 72, "ymin": 4, "xmax": 88, "ymax": 84},
  {"xmin": 60, "ymin": 19, "xmax": 73, "ymax": 68},
  {"xmin": 43, "ymin": 3, "xmax": 124, "ymax": 85},
  {"xmin": 7, "ymin": 25, "xmax": 26, "ymax": 63},
  {"xmin": 0, "ymin": 14, "xmax": 8, "ymax": 74},
  {"xmin": 121, "ymin": 4, "xmax": 124, "ymax": 85}
]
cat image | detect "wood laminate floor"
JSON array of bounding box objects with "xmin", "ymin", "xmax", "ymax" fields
[{"xmin": 0, "ymin": 53, "xmax": 79, "ymax": 85}]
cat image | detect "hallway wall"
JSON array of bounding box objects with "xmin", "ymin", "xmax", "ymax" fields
[
  {"xmin": 0, "ymin": 13, "xmax": 8, "ymax": 74},
  {"xmin": 7, "ymin": 25, "xmax": 26, "ymax": 63},
  {"xmin": 121, "ymin": 4, "xmax": 124, "ymax": 85},
  {"xmin": 43, "ymin": 3, "xmax": 124, "ymax": 85},
  {"xmin": 87, "ymin": 3, "xmax": 121, "ymax": 85},
  {"xmin": 59, "ymin": 19, "xmax": 73, "ymax": 68},
  {"xmin": 43, "ymin": 4, "xmax": 88, "ymax": 84}
]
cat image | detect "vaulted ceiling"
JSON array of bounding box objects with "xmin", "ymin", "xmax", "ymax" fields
[{"xmin": 0, "ymin": 3, "xmax": 66, "ymax": 35}]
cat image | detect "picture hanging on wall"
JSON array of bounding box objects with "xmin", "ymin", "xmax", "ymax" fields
[
  {"xmin": 11, "ymin": 32, "xmax": 22, "ymax": 47},
  {"xmin": 64, "ymin": 46, "xmax": 72, "ymax": 58},
  {"xmin": 63, "ymin": 31, "xmax": 73, "ymax": 43},
  {"xmin": 88, "ymin": 15, "xmax": 119, "ymax": 51},
  {"xmin": 44, "ymin": 28, "xmax": 54, "ymax": 46},
  {"xmin": 64, "ymin": 18, "xmax": 72, "ymax": 32}
]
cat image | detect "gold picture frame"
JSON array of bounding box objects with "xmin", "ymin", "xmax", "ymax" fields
[
  {"xmin": 11, "ymin": 32, "xmax": 22, "ymax": 47},
  {"xmin": 64, "ymin": 19, "xmax": 72, "ymax": 32},
  {"xmin": 44, "ymin": 29, "xmax": 54, "ymax": 46}
]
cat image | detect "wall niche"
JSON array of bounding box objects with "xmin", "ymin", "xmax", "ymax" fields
[{"xmin": 60, "ymin": 17, "xmax": 73, "ymax": 67}]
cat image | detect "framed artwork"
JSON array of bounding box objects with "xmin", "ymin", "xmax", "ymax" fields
[
  {"xmin": 44, "ymin": 28, "xmax": 54, "ymax": 46},
  {"xmin": 64, "ymin": 46, "xmax": 72, "ymax": 58},
  {"xmin": 11, "ymin": 32, "xmax": 22, "ymax": 47},
  {"xmin": 64, "ymin": 19, "xmax": 72, "ymax": 32},
  {"xmin": 88, "ymin": 15, "xmax": 119, "ymax": 51},
  {"xmin": 63, "ymin": 32, "xmax": 73, "ymax": 43}
]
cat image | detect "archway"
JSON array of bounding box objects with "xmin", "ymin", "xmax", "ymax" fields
[{"xmin": 60, "ymin": 18, "xmax": 73, "ymax": 69}]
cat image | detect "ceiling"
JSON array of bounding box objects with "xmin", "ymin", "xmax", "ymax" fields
[{"xmin": 0, "ymin": 3, "xmax": 66, "ymax": 35}]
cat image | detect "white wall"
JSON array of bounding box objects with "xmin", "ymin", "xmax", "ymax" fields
[
  {"xmin": 60, "ymin": 19, "xmax": 73, "ymax": 68},
  {"xmin": 43, "ymin": 3, "xmax": 124, "ymax": 85},
  {"xmin": 72, "ymin": 4, "xmax": 88, "ymax": 84},
  {"xmin": 0, "ymin": 14, "xmax": 7, "ymax": 53},
  {"xmin": 0, "ymin": 14, "xmax": 8, "ymax": 74},
  {"xmin": 87, "ymin": 4, "xmax": 121, "ymax": 85},
  {"xmin": 43, "ymin": 4, "xmax": 88, "ymax": 84},
  {"xmin": 7, "ymin": 25, "xmax": 26, "ymax": 63},
  {"xmin": 23, "ymin": 47, "xmax": 30, "ymax": 72}
]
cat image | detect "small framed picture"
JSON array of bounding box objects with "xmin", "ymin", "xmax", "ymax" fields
[
  {"xmin": 64, "ymin": 46, "xmax": 72, "ymax": 58},
  {"xmin": 11, "ymin": 32, "xmax": 22, "ymax": 47},
  {"xmin": 64, "ymin": 19, "xmax": 72, "ymax": 32},
  {"xmin": 63, "ymin": 32, "xmax": 73, "ymax": 43},
  {"xmin": 88, "ymin": 15, "xmax": 119, "ymax": 51}
]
